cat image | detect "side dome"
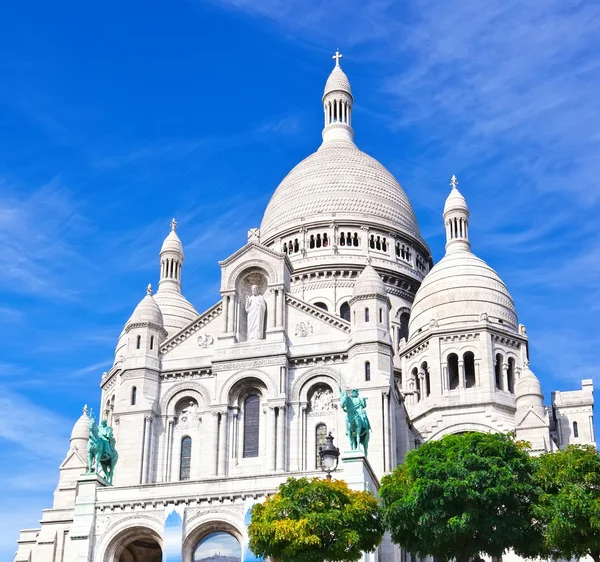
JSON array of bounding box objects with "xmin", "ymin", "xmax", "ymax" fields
[
  {"xmin": 70, "ymin": 405, "xmax": 90, "ymax": 451},
  {"xmin": 515, "ymin": 362, "xmax": 544, "ymax": 409},
  {"xmin": 154, "ymin": 290, "xmax": 199, "ymax": 337},
  {"xmin": 260, "ymin": 141, "xmax": 420, "ymax": 242},
  {"xmin": 126, "ymin": 287, "xmax": 164, "ymax": 329},
  {"xmin": 353, "ymin": 265, "xmax": 387, "ymax": 297},
  {"xmin": 324, "ymin": 65, "xmax": 352, "ymax": 98},
  {"xmin": 408, "ymin": 250, "xmax": 518, "ymax": 339}
]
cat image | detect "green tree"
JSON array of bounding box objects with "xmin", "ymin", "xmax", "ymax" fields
[
  {"xmin": 379, "ymin": 432, "xmax": 540, "ymax": 562},
  {"xmin": 533, "ymin": 444, "xmax": 600, "ymax": 562},
  {"xmin": 248, "ymin": 476, "xmax": 384, "ymax": 562}
]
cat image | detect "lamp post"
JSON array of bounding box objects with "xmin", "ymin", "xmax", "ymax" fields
[{"xmin": 318, "ymin": 432, "xmax": 340, "ymax": 480}]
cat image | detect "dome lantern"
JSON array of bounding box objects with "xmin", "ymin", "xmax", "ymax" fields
[
  {"xmin": 444, "ymin": 175, "xmax": 471, "ymax": 253},
  {"xmin": 322, "ymin": 50, "xmax": 354, "ymax": 144},
  {"xmin": 158, "ymin": 218, "xmax": 184, "ymax": 291}
]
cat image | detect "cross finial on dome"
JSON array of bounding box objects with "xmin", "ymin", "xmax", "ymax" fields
[
  {"xmin": 147, "ymin": 283, "xmax": 153, "ymax": 296},
  {"xmin": 83, "ymin": 404, "xmax": 88, "ymax": 416},
  {"xmin": 450, "ymin": 175, "xmax": 459, "ymax": 190},
  {"xmin": 333, "ymin": 49, "xmax": 343, "ymax": 67},
  {"xmin": 170, "ymin": 217, "xmax": 177, "ymax": 231}
]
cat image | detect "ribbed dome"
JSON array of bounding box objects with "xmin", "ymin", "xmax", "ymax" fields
[
  {"xmin": 444, "ymin": 187, "xmax": 469, "ymax": 215},
  {"xmin": 324, "ymin": 66, "xmax": 352, "ymax": 98},
  {"xmin": 515, "ymin": 363, "xmax": 544, "ymax": 409},
  {"xmin": 154, "ymin": 289, "xmax": 199, "ymax": 337},
  {"xmin": 126, "ymin": 289, "xmax": 164, "ymax": 328},
  {"xmin": 260, "ymin": 141, "xmax": 420, "ymax": 242},
  {"xmin": 70, "ymin": 405, "xmax": 90, "ymax": 449},
  {"xmin": 353, "ymin": 265, "xmax": 387, "ymax": 297},
  {"xmin": 161, "ymin": 229, "xmax": 184, "ymax": 256},
  {"xmin": 408, "ymin": 250, "xmax": 517, "ymax": 339}
]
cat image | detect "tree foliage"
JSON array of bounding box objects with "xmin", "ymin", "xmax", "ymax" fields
[
  {"xmin": 379, "ymin": 432, "xmax": 540, "ymax": 562},
  {"xmin": 533, "ymin": 445, "xmax": 600, "ymax": 562},
  {"xmin": 248, "ymin": 477, "xmax": 384, "ymax": 562}
]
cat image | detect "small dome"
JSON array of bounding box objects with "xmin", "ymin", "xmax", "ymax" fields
[
  {"xmin": 515, "ymin": 363, "xmax": 544, "ymax": 409},
  {"xmin": 126, "ymin": 287, "xmax": 164, "ymax": 328},
  {"xmin": 353, "ymin": 265, "xmax": 387, "ymax": 297},
  {"xmin": 154, "ymin": 289, "xmax": 199, "ymax": 337},
  {"xmin": 161, "ymin": 229, "xmax": 184, "ymax": 257},
  {"xmin": 443, "ymin": 186, "xmax": 469, "ymax": 215},
  {"xmin": 409, "ymin": 250, "xmax": 517, "ymax": 339},
  {"xmin": 323, "ymin": 66, "xmax": 352, "ymax": 98},
  {"xmin": 70, "ymin": 405, "xmax": 90, "ymax": 447}
]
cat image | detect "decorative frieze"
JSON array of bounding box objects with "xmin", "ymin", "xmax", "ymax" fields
[{"xmin": 212, "ymin": 356, "xmax": 287, "ymax": 373}]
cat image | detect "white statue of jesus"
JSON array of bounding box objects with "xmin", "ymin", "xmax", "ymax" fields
[{"xmin": 245, "ymin": 285, "xmax": 266, "ymax": 340}]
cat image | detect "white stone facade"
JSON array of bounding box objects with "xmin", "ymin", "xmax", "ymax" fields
[{"xmin": 13, "ymin": 56, "xmax": 594, "ymax": 562}]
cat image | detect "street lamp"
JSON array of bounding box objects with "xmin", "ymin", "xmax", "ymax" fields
[{"xmin": 318, "ymin": 432, "xmax": 340, "ymax": 480}]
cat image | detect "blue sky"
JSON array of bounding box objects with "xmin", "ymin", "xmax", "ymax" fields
[{"xmin": 1, "ymin": 0, "xmax": 599, "ymax": 557}]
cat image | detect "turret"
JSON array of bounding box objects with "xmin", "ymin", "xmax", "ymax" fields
[{"xmin": 443, "ymin": 175, "xmax": 471, "ymax": 253}]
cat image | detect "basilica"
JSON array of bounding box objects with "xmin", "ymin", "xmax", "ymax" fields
[{"xmin": 14, "ymin": 53, "xmax": 595, "ymax": 562}]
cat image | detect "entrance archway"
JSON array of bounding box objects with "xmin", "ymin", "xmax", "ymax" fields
[{"xmin": 103, "ymin": 526, "xmax": 163, "ymax": 562}]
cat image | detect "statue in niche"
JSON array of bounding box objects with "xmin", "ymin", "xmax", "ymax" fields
[
  {"xmin": 309, "ymin": 387, "xmax": 334, "ymax": 414},
  {"xmin": 245, "ymin": 284, "xmax": 266, "ymax": 340}
]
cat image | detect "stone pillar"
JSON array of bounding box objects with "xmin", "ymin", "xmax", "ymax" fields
[
  {"xmin": 458, "ymin": 361, "xmax": 465, "ymax": 389},
  {"xmin": 218, "ymin": 410, "xmax": 227, "ymax": 476},
  {"xmin": 418, "ymin": 372, "xmax": 426, "ymax": 399},
  {"xmin": 270, "ymin": 289, "xmax": 277, "ymax": 328},
  {"xmin": 223, "ymin": 294, "xmax": 230, "ymax": 333},
  {"xmin": 165, "ymin": 417, "xmax": 175, "ymax": 482},
  {"xmin": 279, "ymin": 288, "xmax": 285, "ymax": 328},
  {"xmin": 296, "ymin": 404, "xmax": 307, "ymax": 471},
  {"xmin": 276, "ymin": 405, "xmax": 286, "ymax": 471},
  {"xmin": 267, "ymin": 406, "xmax": 277, "ymax": 471},
  {"xmin": 229, "ymin": 407, "xmax": 239, "ymax": 466},
  {"xmin": 142, "ymin": 416, "xmax": 153, "ymax": 484},
  {"xmin": 63, "ymin": 473, "xmax": 106, "ymax": 562},
  {"xmin": 502, "ymin": 364, "xmax": 509, "ymax": 392},
  {"xmin": 382, "ymin": 391, "xmax": 390, "ymax": 472},
  {"xmin": 210, "ymin": 411, "xmax": 219, "ymax": 476}
]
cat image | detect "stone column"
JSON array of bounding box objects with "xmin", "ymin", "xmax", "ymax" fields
[
  {"xmin": 270, "ymin": 288, "xmax": 277, "ymax": 328},
  {"xmin": 458, "ymin": 360, "xmax": 465, "ymax": 389},
  {"xmin": 229, "ymin": 407, "xmax": 239, "ymax": 465},
  {"xmin": 210, "ymin": 411, "xmax": 219, "ymax": 476},
  {"xmin": 296, "ymin": 404, "xmax": 307, "ymax": 471},
  {"xmin": 267, "ymin": 406, "xmax": 277, "ymax": 471},
  {"xmin": 165, "ymin": 417, "xmax": 175, "ymax": 482},
  {"xmin": 142, "ymin": 416, "xmax": 153, "ymax": 484},
  {"xmin": 276, "ymin": 405, "xmax": 286, "ymax": 471},
  {"xmin": 382, "ymin": 391, "xmax": 390, "ymax": 472},
  {"xmin": 223, "ymin": 294, "xmax": 230, "ymax": 333},
  {"xmin": 502, "ymin": 364, "xmax": 509, "ymax": 392},
  {"xmin": 418, "ymin": 372, "xmax": 426, "ymax": 400},
  {"xmin": 218, "ymin": 410, "xmax": 228, "ymax": 476},
  {"xmin": 279, "ymin": 288, "xmax": 285, "ymax": 328}
]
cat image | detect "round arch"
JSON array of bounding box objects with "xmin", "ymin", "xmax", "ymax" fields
[
  {"xmin": 160, "ymin": 382, "xmax": 212, "ymax": 417},
  {"xmin": 182, "ymin": 512, "xmax": 245, "ymax": 562},
  {"xmin": 219, "ymin": 369, "xmax": 278, "ymax": 404},
  {"xmin": 227, "ymin": 261, "xmax": 277, "ymax": 291},
  {"xmin": 429, "ymin": 422, "xmax": 499, "ymax": 441},
  {"xmin": 291, "ymin": 367, "xmax": 346, "ymax": 403},
  {"xmin": 96, "ymin": 517, "xmax": 163, "ymax": 562}
]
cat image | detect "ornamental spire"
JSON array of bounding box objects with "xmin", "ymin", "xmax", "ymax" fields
[
  {"xmin": 147, "ymin": 283, "xmax": 153, "ymax": 296},
  {"xmin": 450, "ymin": 175, "xmax": 459, "ymax": 190},
  {"xmin": 322, "ymin": 50, "xmax": 354, "ymax": 144},
  {"xmin": 170, "ymin": 217, "xmax": 177, "ymax": 231}
]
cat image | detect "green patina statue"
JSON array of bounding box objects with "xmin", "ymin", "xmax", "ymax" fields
[
  {"xmin": 339, "ymin": 387, "xmax": 371, "ymax": 455},
  {"xmin": 87, "ymin": 411, "xmax": 118, "ymax": 485}
]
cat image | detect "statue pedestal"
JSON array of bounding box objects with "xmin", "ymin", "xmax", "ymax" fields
[
  {"xmin": 341, "ymin": 451, "xmax": 379, "ymax": 493},
  {"xmin": 63, "ymin": 472, "xmax": 107, "ymax": 562}
]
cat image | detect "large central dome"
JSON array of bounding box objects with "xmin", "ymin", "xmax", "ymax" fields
[
  {"xmin": 260, "ymin": 140, "xmax": 420, "ymax": 242},
  {"xmin": 259, "ymin": 57, "xmax": 421, "ymax": 244}
]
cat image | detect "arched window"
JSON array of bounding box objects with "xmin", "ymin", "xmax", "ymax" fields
[
  {"xmin": 376, "ymin": 236, "xmax": 381, "ymax": 250},
  {"xmin": 136, "ymin": 335, "xmax": 141, "ymax": 350},
  {"xmin": 150, "ymin": 335, "xmax": 154, "ymax": 350},
  {"xmin": 194, "ymin": 532, "xmax": 240, "ymax": 562},
  {"xmin": 323, "ymin": 233, "xmax": 329, "ymax": 247},
  {"xmin": 399, "ymin": 312, "xmax": 410, "ymax": 343},
  {"xmin": 283, "ymin": 243, "xmax": 288, "ymax": 253},
  {"xmin": 507, "ymin": 357, "xmax": 515, "ymax": 393},
  {"xmin": 365, "ymin": 361, "xmax": 371, "ymax": 381},
  {"xmin": 353, "ymin": 233, "xmax": 359, "ymax": 247},
  {"xmin": 316, "ymin": 234, "xmax": 322, "ymax": 248},
  {"xmin": 243, "ymin": 395, "xmax": 260, "ymax": 458},
  {"xmin": 339, "ymin": 232, "xmax": 346, "ymax": 246},
  {"xmin": 573, "ymin": 421, "xmax": 579, "ymax": 438},
  {"xmin": 314, "ymin": 302, "xmax": 328, "ymax": 312},
  {"xmin": 316, "ymin": 423, "xmax": 327, "ymax": 467},
  {"xmin": 340, "ymin": 302, "xmax": 351, "ymax": 321},
  {"xmin": 421, "ymin": 361, "xmax": 430, "ymax": 397},
  {"xmin": 294, "ymin": 239, "xmax": 299, "ymax": 252},
  {"xmin": 180, "ymin": 436, "xmax": 192, "ymax": 480},
  {"xmin": 309, "ymin": 235, "xmax": 315, "ymax": 249},
  {"xmin": 464, "ymin": 352, "xmax": 476, "ymax": 388},
  {"xmin": 365, "ymin": 308, "xmax": 370, "ymax": 322},
  {"xmin": 495, "ymin": 353, "xmax": 503, "ymax": 390},
  {"xmin": 412, "ymin": 367, "xmax": 420, "ymax": 401},
  {"xmin": 369, "ymin": 235, "xmax": 375, "ymax": 249},
  {"xmin": 131, "ymin": 386, "xmax": 137, "ymax": 406},
  {"xmin": 448, "ymin": 354, "xmax": 459, "ymax": 390},
  {"xmin": 379, "ymin": 307, "xmax": 383, "ymax": 323},
  {"xmin": 382, "ymin": 237, "xmax": 387, "ymax": 252}
]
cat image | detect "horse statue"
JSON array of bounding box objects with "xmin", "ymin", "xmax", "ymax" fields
[
  {"xmin": 339, "ymin": 387, "xmax": 371, "ymax": 456},
  {"xmin": 87, "ymin": 412, "xmax": 118, "ymax": 485}
]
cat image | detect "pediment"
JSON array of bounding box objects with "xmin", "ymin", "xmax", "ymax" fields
[
  {"xmin": 516, "ymin": 408, "xmax": 548, "ymax": 429},
  {"xmin": 160, "ymin": 300, "xmax": 222, "ymax": 356},
  {"xmin": 286, "ymin": 294, "xmax": 350, "ymax": 340},
  {"xmin": 60, "ymin": 448, "xmax": 87, "ymax": 470}
]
